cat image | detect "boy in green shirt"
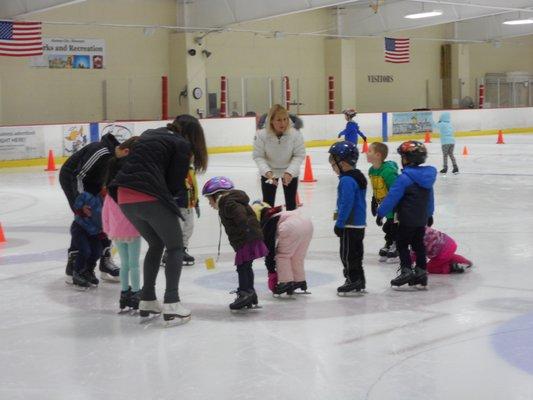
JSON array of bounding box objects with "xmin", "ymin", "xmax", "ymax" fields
[{"xmin": 367, "ymin": 142, "xmax": 399, "ymax": 262}]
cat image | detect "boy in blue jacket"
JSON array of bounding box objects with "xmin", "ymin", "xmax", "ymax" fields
[
  {"xmin": 377, "ymin": 141, "xmax": 437, "ymax": 288},
  {"xmin": 338, "ymin": 109, "xmax": 367, "ymax": 145},
  {"xmin": 70, "ymin": 183, "xmax": 105, "ymax": 288},
  {"xmin": 329, "ymin": 141, "xmax": 367, "ymax": 295}
]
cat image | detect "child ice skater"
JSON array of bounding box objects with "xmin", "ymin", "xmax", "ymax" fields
[
  {"xmin": 377, "ymin": 141, "xmax": 437, "ymax": 288},
  {"xmin": 328, "ymin": 141, "xmax": 367, "ymax": 295},
  {"xmin": 337, "ymin": 109, "xmax": 367, "ymax": 145},
  {"xmin": 367, "ymin": 142, "xmax": 399, "ymax": 262},
  {"xmin": 435, "ymin": 112, "xmax": 459, "ymax": 174},
  {"xmin": 251, "ymin": 201, "xmax": 313, "ymax": 296},
  {"xmin": 414, "ymin": 227, "xmax": 473, "ymax": 274},
  {"xmin": 102, "ymin": 137, "xmax": 142, "ymax": 310},
  {"xmin": 202, "ymin": 177, "xmax": 267, "ymax": 310}
]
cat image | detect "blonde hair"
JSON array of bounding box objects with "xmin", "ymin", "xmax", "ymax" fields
[{"xmin": 267, "ymin": 104, "xmax": 290, "ymax": 134}]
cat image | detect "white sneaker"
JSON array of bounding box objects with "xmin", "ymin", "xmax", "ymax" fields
[
  {"xmin": 163, "ymin": 302, "xmax": 191, "ymax": 320},
  {"xmin": 139, "ymin": 300, "xmax": 162, "ymax": 317}
]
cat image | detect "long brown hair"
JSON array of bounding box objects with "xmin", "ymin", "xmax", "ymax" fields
[{"xmin": 167, "ymin": 115, "xmax": 208, "ymax": 173}]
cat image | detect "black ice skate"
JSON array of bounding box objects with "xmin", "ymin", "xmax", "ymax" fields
[
  {"xmin": 379, "ymin": 245, "xmax": 390, "ymax": 262},
  {"xmin": 99, "ymin": 247, "xmax": 120, "ymax": 282},
  {"xmin": 386, "ymin": 244, "xmax": 399, "ymax": 264},
  {"xmin": 337, "ymin": 279, "xmax": 365, "ymax": 296},
  {"xmin": 452, "ymin": 166, "xmax": 459, "ymax": 175},
  {"xmin": 183, "ymin": 248, "xmax": 195, "ymax": 266},
  {"xmin": 72, "ymin": 270, "xmax": 90, "ymax": 289},
  {"xmin": 230, "ymin": 290, "xmax": 261, "ymax": 310},
  {"xmin": 292, "ymin": 281, "xmax": 311, "ymax": 294},
  {"xmin": 440, "ymin": 168, "xmax": 448, "ymax": 174},
  {"xmin": 65, "ymin": 250, "xmax": 78, "ymax": 284},
  {"xmin": 83, "ymin": 268, "xmax": 99, "ymax": 286},
  {"xmin": 450, "ymin": 262, "xmax": 472, "ymax": 273},
  {"xmin": 408, "ymin": 266, "xmax": 428, "ymax": 289},
  {"xmin": 391, "ymin": 266, "xmax": 414, "ymax": 287},
  {"xmin": 273, "ymin": 282, "xmax": 295, "ymax": 298},
  {"xmin": 128, "ymin": 290, "xmax": 141, "ymax": 310},
  {"xmin": 119, "ymin": 288, "xmax": 133, "ymax": 312}
]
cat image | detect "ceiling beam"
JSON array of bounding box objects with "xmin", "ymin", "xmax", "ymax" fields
[{"xmin": 407, "ymin": 0, "xmax": 533, "ymax": 14}]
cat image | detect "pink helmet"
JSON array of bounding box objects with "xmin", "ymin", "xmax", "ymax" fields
[{"xmin": 202, "ymin": 176, "xmax": 234, "ymax": 196}]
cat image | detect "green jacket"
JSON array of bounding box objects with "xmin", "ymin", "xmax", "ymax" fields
[{"xmin": 369, "ymin": 160, "xmax": 399, "ymax": 219}]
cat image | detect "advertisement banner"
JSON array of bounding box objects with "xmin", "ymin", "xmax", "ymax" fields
[
  {"xmin": 99, "ymin": 123, "xmax": 134, "ymax": 143},
  {"xmin": 392, "ymin": 111, "xmax": 434, "ymax": 135},
  {"xmin": 0, "ymin": 127, "xmax": 45, "ymax": 160},
  {"xmin": 63, "ymin": 124, "xmax": 90, "ymax": 156},
  {"xmin": 31, "ymin": 38, "xmax": 105, "ymax": 69}
]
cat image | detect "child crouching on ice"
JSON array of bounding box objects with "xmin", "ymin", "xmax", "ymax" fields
[{"xmin": 251, "ymin": 201, "xmax": 313, "ymax": 296}]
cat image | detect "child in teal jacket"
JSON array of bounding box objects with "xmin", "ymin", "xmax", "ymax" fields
[{"xmin": 435, "ymin": 112, "xmax": 459, "ymax": 174}]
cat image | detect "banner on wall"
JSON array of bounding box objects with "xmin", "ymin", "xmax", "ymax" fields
[
  {"xmin": 63, "ymin": 125, "xmax": 90, "ymax": 156},
  {"xmin": 0, "ymin": 127, "xmax": 45, "ymax": 160},
  {"xmin": 99, "ymin": 123, "xmax": 134, "ymax": 143},
  {"xmin": 392, "ymin": 111, "xmax": 434, "ymax": 135},
  {"xmin": 30, "ymin": 38, "xmax": 105, "ymax": 69}
]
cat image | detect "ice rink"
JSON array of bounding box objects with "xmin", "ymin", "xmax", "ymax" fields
[{"xmin": 1, "ymin": 134, "xmax": 533, "ymax": 400}]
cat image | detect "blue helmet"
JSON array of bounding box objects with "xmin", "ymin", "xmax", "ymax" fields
[{"xmin": 328, "ymin": 141, "xmax": 359, "ymax": 166}]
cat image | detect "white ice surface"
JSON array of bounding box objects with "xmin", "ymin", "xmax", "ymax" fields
[{"xmin": 1, "ymin": 134, "xmax": 533, "ymax": 400}]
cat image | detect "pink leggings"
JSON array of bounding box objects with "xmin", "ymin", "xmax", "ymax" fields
[
  {"xmin": 424, "ymin": 240, "xmax": 471, "ymax": 274},
  {"xmin": 276, "ymin": 216, "xmax": 313, "ymax": 283}
]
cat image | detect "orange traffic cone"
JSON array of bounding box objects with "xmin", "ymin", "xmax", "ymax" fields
[
  {"xmin": 424, "ymin": 131, "xmax": 431, "ymax": 143},
  {"xmin": 45, "ymin": 149, "xmax": 58, "ymax": 171},
  {"xmin": 300, "ymin": 155, "xmax": 317, "ymax": 183},
  {"xmin": 496, "ymin": 130, "xmax": 505, "ymax": 144},
  {"xmin": 0, "ymin": 223, "xmax": 6, "ymax": 243},
  {"xmin": 361, "ymin": 140, "xmax": 369, "ymax": 154},
  {"xmin": 462, "ymin": 146, "xmax": 469, "ymax": 156}
]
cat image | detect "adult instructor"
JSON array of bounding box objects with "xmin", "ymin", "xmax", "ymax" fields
[
  {"xmin": 253, "ymin": 104, "xmax": 305, "ymax": 211},
  {"xmin": 109, "ymin": 115, "xmax": 208, "ymax": 321}
]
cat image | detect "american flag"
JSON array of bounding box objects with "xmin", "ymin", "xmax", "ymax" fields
[
  {"xmin": 0, "ymin": 21, "xmax": 42, "ymax": 57},
  {"xmin": 385, "ymin": 37, "xmax": 410, "ymax": 64}
]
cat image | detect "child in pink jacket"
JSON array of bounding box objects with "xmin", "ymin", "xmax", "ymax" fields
[
  {"xmin": 102, "ymin": 137, "xmax": 142, "ymax": 311},
  {"xmin": 252, "ymin": 201, "xmax": 313, "ymax": 295},
  {"xmin": 413, "ymin": 226, "xmax": 473, "ymax": 274}
]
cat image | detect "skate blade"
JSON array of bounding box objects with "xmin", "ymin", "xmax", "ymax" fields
[
  {"xmin": 337, "ymin": 289, "xmax": 366, "ymax": 297},
  {"xmin": 293, "ymin": 290, "xmax": 312, "ymax": 295},
  {"xmin": 230, "ymin": 305, "xmax": 262, "ymax": 312},
  {"xmin": 118, "ymin": 308, "xmax": 139, "ymax": 315},
  {"xmin": 183, "ymin": 262, "xmax": 195, "ymax": 266},
  {"xmin": 379, "ymin": 257, "xmax": 388, "ymax": 263},
  {"xmin": 272, "ymin": 293, "xmax": 296, "ymax": 300},
  {"xmin": 163, "ymin": 315, "xmax": 191, "ymax": 327},
  {"xmin": 100, "ymin": 272, "xmax": 120, "ymax": 283}
]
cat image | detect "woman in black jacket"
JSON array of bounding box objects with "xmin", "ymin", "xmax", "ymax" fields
[{"xmin": 110, "ymin": 115, "xmax": 208, "ymax": 322}]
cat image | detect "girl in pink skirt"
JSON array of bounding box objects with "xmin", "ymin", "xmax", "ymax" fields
[
  {"xmin": 413, "ymin": 226, "xmax": 473, "ymax": 274},
  {"xmin": 252, "ymin": 201, "xmax": 314, "ymax": 296}
]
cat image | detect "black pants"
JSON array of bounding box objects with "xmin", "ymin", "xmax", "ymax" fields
[
  {"xmin": 382, "ymin": 219, "xmax": 398, "ymax": 247},
  {"xmin": 397, "ymin": 225, "xmax": 426, "ymax": 269},
  {"xmin": 237, "ymin": 261, "xmax": 254, "ymax": 292},
  {"xmin": 70, "ymin": 222, "xmax": 102, "ymax": 273},
  {"xmin": 121, "ymin": 201, "xmax": 184, "ymax": 303},
  {"xmin": 261, "ymin": 176, "xmax": 299, "ymax": 211},
  {"xmin": 339, "ymin": 228, "xmax": 365, "ymax": 284}
]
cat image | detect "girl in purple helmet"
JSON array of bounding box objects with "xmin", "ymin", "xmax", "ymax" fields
[{"xmin": 202, "ymin": 177, "xmax": 267, "ymax": 310}]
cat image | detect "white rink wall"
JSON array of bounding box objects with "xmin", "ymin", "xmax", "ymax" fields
[{"xmin": 0, "ymin": 107, "xmax": 532, "ymax": 162}]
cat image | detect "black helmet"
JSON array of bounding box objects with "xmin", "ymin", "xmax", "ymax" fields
[
  {"xmin": 329, "ymin": 141, "xmax": 359, "ymax": 166},
  {"xmin": 397, "ymin": 140, "xmax": 427, "ymax": 166}
]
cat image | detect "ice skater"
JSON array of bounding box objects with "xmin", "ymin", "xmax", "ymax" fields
[
  {"xmin": 328, "ymin": 141, "xmax": 367, "ymax": 295},
  {"xmin": 377, "ymin": 141, "xmax": 437, "ymax": 289},
  {"xmin": 413, "ymin": 226, "xmax": 473, "ymax": 274},
  {"xmin": 337, "ymin": 109, "xmax": 367, "ymax": 145},
  {"xmin": 202, "ymin": 177, "xmax": 267, "ymax": 310},
  {"xmin": 102, "ymin": 137, "xmax": 142, "ymax": 311},
  {"xmin": 435, "ymin": 112, "xmax": 459, "ymax": 174},
  {"xmin": 251, "ymin": 201, "xmax": 313, "ymax": 297},
  {"xmin": 367, "ymin": 142, "xmax": 399, "ymax": 262}
]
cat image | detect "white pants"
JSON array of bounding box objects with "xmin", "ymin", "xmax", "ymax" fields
[{"xmin": 179, "ymin": 207, "xmax": 195, "ymax": 248}]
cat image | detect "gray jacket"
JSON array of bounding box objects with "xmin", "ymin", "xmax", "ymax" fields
[{"xmin": 253, "ymin": 127, "xmax": 306, "ymax": 178}]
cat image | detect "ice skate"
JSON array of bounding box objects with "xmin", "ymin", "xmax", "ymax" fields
[
  {"xmin": 230, "ymin": 290, "xmax": 261, "ymax": 310},
  {"xmin": 391, "ymin": 266, "xmax": 414, "ymax": 288},
  {"xmin": 128, "ymin": 290, "xmax": 141, "ymax": 311},
  {"xmin": 337, "ymin": 279, "xmax": 365, "ymax": 296},
  {"xmin": 292, "ymin": 281, "xmax": 311, "ymax": 294},
  {"xmin": 118, "ymin": 288, "xmax": 133, "ymax": 313},
  {"xmin": 183, "ymin": 248, "xmax": 195, "ymax": 266},
  {"xmin": 99, "ymin": 247, "xmax": 120, "ymax": 282},
  {"xmin": 162, "ymin": 302, "xmax": 191, "ymax": 325},
  {"xmin": 139, "ymin": 299, "xmax": 162, "ymax": 319},
  {"xmin": 83, "ymin": 268, "xmax": 99, "ymax": 286},
  {"xmin": 408, "ymin": 266, "xmax": 428, "ymax": 289},
  {"xmin": 385, "ymin": 243, "xmax": 399, "ymax": 264},
  {"xmin": 378, "ymin": 245, "xmax": 389, "ymax": 263},
  {"xmin": 72, "ymin": 270, "xmax": 90, "ymax": 290},
  {"xmin": 272, "ymin": 282, "xmax": 295, "ymax": 298},
  {"xmin": 64, "ymin": 250, "xmax": 78, "ymax": 284},
  {"xmin": 440, "ymin": 168, "xmax": 448, "ymax": 174},
  {"xmin": 452, "ymin": 166, "xmax": 459, "ymax": 175},
  {"xmin": 450, "ymin": 261, "xmax": 472, "ymax": 274}
]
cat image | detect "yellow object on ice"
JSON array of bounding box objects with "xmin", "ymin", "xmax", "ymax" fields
[{"xmin": 205, "ymin": 257, "xmax": 216, "ymax": 270}]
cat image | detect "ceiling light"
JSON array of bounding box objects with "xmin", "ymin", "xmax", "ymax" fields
[
  {"xmin": 404, "ymin": 10, "xmax": 443, "ymax": 19},
  {"xmin": 503, "ymin": 19, "xmax": 533, "ymax": 25}
]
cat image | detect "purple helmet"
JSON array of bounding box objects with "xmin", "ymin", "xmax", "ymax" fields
[{"xmin": 202, "ymin": 176, "xmax": 234, "ymax": 196}]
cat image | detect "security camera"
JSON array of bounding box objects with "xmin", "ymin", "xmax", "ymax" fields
[
  {"xmin": 202, "ymin": 49, "xmax": 212, "ymax": 58},
  {"xmin": 194, "ymin": 36, "xmax": 203, "ymax": 46},
  {"xmin": 188, "ymin": 49, "xmax": 196, "ymax": 56}
]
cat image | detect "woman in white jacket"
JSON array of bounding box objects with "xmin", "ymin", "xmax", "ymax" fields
[{"xmin": 253, "ymin": 104, "xmax": 306, "ymax": 210}]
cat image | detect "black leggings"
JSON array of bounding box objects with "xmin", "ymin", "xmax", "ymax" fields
[
  {"xmin": 237, "ymin": 261, "xmax": 254, "ymax": 292},
  {"xmin": 120, "ymin": 201, "xmax": 184, "ymax": 303},
  {"xmin": 339, "ymin": 228, "xmax": 365, "ymax": 284},
  {"xmin": 261, "ymin": 176, "xmax": 299, "ymax": 210},
  {"xmin": 397, "ymin": 225, "xmax": 426, "ymax": 269}
]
